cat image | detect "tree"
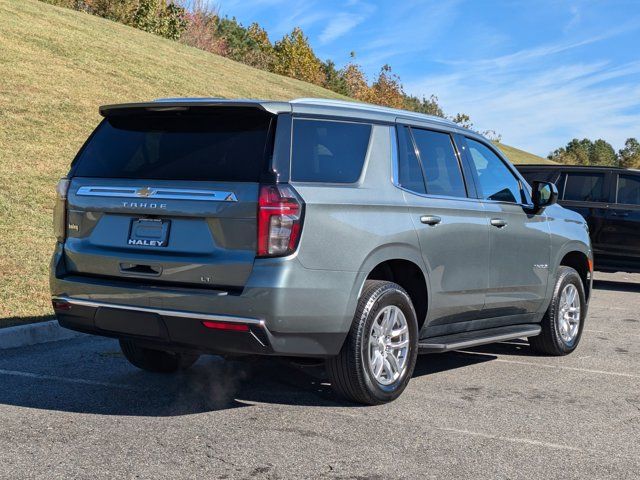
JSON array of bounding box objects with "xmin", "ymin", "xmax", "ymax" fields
[
  {"xmin": 450, "ymin": 113, "xmax": 473, "ymax": 130},
  {"xmin": 366, "ymin": 65, "xmax": 405, "ymax": 108},
  {"xmin": 403, "ymin": 94, "xmax": 445, "ymax": 118},
  {"xmin": 132, "ymin": 0, "xmax": 188, "ymax": 40},
  {"xmin": 589, "ymin": 139, "xmax": 617, "ymax": 166},
  {"xmin": 244, "ymin": 22, "xmax": 276, "ymax": 70},
  {"xmin": 273, "ymin": 27, "xmax": 325, "ymax": 85},
  {"xmin": 180, "ymin": 0, "xmax": 227, "ymax": 55},
  {"xmin": 619, "ymin": 138, "xmax": 640, "ymax": 169},
  {"xmin": 341, "ymin": 60, "xmax": 370, "ymax": 101},
  {"xmin": 548, "ymin": 138, "xmax": 619, "ymax": 166},
  {"xmin": 321, "ymin": 60, "xmax": 349, "ymax": 96},
  {"xmin": 548, "ymin": 138, "xmax": 592, "ymax": 165}
]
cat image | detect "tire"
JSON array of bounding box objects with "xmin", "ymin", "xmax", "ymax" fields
[
  {"xmin": 327, "ymin": 280, "xmax": 419, "ymax": 405},
  {"xmin": 529, "ymin": 266, "xmax": 586, "ymax": 356},
  {"xmin": 119, "ymin": 339, "xmax": 199, "ymax": 373}
]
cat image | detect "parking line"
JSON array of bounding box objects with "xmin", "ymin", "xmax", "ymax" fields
[
  {"xmin": 0, "ymin": 368, "xmax": 145, "ymax": 391},
  {"xmin": 436, "ymin": 427, "xmax": 583, "ymax": 452},
  {"xmin": 492, "ymin": 359, "xmax": 640, "ymax": 379}
]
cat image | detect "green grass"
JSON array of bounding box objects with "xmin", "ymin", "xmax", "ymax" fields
[
  {"xmin": 0, "ymin": 0, "xmax": 550, "ymax": 326},
  {"xmin": 495, "ymin": 142, "xmax": 555, "ymax": 165}
]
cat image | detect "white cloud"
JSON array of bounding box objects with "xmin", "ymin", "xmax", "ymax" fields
[
  {"xmin": 319, "ymin": 11, "xmax": 370, "ymax": 44},
  {"xmin": 406, "ymin": 27, "xmax": 640, "ymax": 155}
]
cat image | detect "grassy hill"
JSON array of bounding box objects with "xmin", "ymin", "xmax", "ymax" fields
[
  {"xmin": 495, "ymin": 143, "xmax": 554, "ymax": 165},
  {"xmin": 0, "ymin": 0, "xmax": 549, "ymax": 324}
]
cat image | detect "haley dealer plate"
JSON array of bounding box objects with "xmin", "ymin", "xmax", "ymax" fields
[{"xmin": 127, "ymin": 218, "xmax": 171, "ymax": 248}]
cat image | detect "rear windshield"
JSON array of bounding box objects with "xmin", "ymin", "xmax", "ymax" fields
[{"xmin": 73, "ymin": 109, "xmax": 274, "ymax": 182}]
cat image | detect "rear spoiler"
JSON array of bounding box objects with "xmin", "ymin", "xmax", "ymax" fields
[{"xmin": 99, "ymin": 99, "xmax": 292, "ymax": 117}]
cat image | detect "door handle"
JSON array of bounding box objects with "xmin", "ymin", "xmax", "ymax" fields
[
  {"xmin": 490, "ymin": 218, "xmax": 507, "ymax": 228},
  {"xmin": 420, "ymin": 215, "xmax": 442, "ymax": 226},
  {"xmin": 611, "ymin": 211, "xmax": 630, "ymax": 217}
]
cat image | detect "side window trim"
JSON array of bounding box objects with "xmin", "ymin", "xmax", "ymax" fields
[
  {"xmin": 406, "ymin": 126, "xmax": 429, "ymax": 194},
  {"xmin": 394, "ymin": 125, "xmax": 427, "ymax": 194},
  {"xmin": 452, "ymin": 134, "xmax": 480, "ymax": 199}
]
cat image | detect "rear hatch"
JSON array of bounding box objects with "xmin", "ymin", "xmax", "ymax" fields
[{"xmin": 63, "ymin": 106, "xmax": 276, "ymax": 289}]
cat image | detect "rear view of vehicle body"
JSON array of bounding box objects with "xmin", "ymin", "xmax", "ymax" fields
[
  {"xmin": 517, "ymin": 164, "xmax": 640, "ymax": 273},
  {"xmin": 51, "ymin": 98, "xmax": 593, "ymax": 404}
]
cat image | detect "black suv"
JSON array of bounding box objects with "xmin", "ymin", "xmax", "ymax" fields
[{"xmin": 517, "ymin": 164, "xmax": 640, "ymax": 273}]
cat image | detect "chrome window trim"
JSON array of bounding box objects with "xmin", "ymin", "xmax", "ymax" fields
[
  {"xmin": 76, "ymin": 186, "xmax": 238, "ymax": 202},
  {"xmin": 52, "ymin": 296, "xmax": 265, "ymax": 326}
]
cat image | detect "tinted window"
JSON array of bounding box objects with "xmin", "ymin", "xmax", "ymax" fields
[
  {"xmin": 518, "ymin": 169, "xmax": 560, "ymax": 185},
  {"xmin": 616, "ymin": 174, "xmax": 640, "ymax": 205},
  {"xmin": 412, "ymin": 128, "xmax": 467, "ymax": 198},
  {"xmin": 563, "ymin": 173, "xmax": 607, "ymax": 202},
  {"xmin": 291, "ymin": 119, "xmax": 371, "ymax": 183},
  {"xmin": 74, "ymin": 110, "xmax": 273, "ymax": 181},
  {"xmin": 397, "ymin": 126, "xmax": 426, "ymax": 194},
  {"xmin": 467, "ymin": 138, "xmax": 522, "ymax": 203}
]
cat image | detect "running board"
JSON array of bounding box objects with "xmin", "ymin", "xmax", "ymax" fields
[{"xmin": 418, "ymin": 324, "xmax": 541, "ymax": 353}]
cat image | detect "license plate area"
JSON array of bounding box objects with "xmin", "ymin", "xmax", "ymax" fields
[{"xmin": 128, "ymin": 218, "xmax": 171, "ymax": 248}]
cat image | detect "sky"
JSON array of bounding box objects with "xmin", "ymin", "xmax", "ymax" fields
[{"xmin": 215, "ymin": 0, "xmax": 640, "ymax": 156}]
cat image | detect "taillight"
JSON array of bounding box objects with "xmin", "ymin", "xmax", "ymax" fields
[
  {"xmin": 257, "ymin": 184, "xmax": 304, "ymax": 257},
  {"xmin": 53, "ymin": 178, "xmax": 70, "ymax": 243}
]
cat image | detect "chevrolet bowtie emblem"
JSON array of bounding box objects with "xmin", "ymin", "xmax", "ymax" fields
[{"xmin": 136, "ymin": 187, "xmax": 155, "ymax": 197}]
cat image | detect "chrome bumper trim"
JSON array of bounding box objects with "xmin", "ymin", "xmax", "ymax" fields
[{"xmin": 52, "ymin": 296, "xmax": 264, "ymax": 326}]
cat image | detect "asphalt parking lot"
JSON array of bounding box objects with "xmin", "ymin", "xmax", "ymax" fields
[{"xmin": 1, "ymin": 272, "xmax": 638, "ymax": 479}]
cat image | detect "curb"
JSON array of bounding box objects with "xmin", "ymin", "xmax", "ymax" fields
[{"xmin": 0, "ymin": 320, "xmax": 85, "ymax": 350}]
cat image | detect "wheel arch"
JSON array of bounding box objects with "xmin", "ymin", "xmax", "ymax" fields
[
  {"xmin": 553, "ymin": 241, "xmax": 592, "ymax": 301},
  {"xmin": 353, "ymin": 244, "xmax": 430, "ymax": 332}
]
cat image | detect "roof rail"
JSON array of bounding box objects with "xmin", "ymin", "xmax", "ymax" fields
[{"xmin": 291, "ymin": 97, "xmax": 458, "ymax": 126}]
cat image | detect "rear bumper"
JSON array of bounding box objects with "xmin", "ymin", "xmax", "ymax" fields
[{"xmin": 50, "ymin": 244, "xmax": 361, "ymax": 357}]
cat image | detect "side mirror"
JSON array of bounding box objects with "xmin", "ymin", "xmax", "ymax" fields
[{"xmin": 532, "ymin": 181, "xmax": 558, "ymax": 210}]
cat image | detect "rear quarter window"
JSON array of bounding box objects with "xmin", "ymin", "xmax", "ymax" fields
[{"xmin": 291, "ymin": 119, "xmax": 371, "ymax": 183}]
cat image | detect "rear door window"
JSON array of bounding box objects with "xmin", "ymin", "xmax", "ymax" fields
[
  {"xmin": 73, "ymin": 109, "xmax": 274, "ymax": 181},
  {"xmin": 616, "ymin": 174, "xmax": 640, "ymax": 205},
  {"xmin": 411, "ymin": 128, "xmax": 467, "ymax": 198},
  {"xmin": 563, "ymin": 172, "xmax": 607, "ymax": 202},
  {"xmin": 291, "ymin": 119, "xmax": 371, "ymax": 183}
]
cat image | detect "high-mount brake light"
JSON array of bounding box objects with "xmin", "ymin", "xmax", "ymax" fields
[
  {"xmin": 54, "ymin": 178, "xmax": 71, "ymax": 243},
  {"xmin": 257, "ymin": 184, "xmax": 304, "ymax": 257}
]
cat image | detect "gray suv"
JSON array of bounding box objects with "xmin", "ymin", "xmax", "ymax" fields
[{"xmin": 50, "ymin": 98, "xmax": 592, "ymax": 404}]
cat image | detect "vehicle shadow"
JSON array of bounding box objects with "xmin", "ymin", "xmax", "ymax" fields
[
  {"xmin": 593, "ymin": 279, "xmax": 640, "ymax": 293},
  {"xmin": 0, "ymin": 342, "xmax": 518, "ymax": 416},
  {"xmin": 461, "ymin": 338, "xmax": 537, "ymax": 357}
]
